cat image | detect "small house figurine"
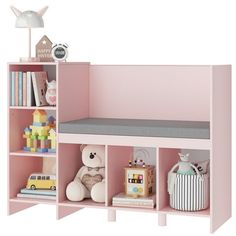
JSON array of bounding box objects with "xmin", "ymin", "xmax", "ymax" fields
[{"xmin": 36, "ymin": 35, "xmax": 54, "ymax": 62}]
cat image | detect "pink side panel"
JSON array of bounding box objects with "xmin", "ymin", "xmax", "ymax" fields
[
  {"xmin": 58, "ymin": 63, "xmax": 89, "ymax": 123},
  {"xmin": 210, "ymin": 65, "xmax": 231, "ymax": 233},
  {"xmin": 89, "ymin": 65, "xmax": 211, "ymax": 121},
  {"xmin": 107, "ymin": 146, "xmax": 133, "ymax": 205},
  {"xmin": 8, "ymin": 202, "xmax": 36, "ymax": 215},
  {"xmin": 57, "ymin": 205, "xmax": 80, "ymax": 220},
  {"xmin": 58, "ymin": 144, "xmax": 82, "ymax": 202},
  {"xmin": 9, "ymin": 110, "xmax": 33, "ymax": 152},
  {"xmin": 157, "ymin": 148, "xmax": 180, "ymax": 210}
]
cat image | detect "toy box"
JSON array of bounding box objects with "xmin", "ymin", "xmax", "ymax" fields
[{"xmin": 125, "ymin": 162, "xmax": 154, "ymax": 197}]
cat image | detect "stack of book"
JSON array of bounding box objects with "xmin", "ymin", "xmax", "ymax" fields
[
  {"xmin": 10, "ymin": 71, "xmax": 49, "ymax": 107},
  {"xmin": 112, "ymin": 193, "xmax": 156, "ymax": 209},
  {"xmin": 17, "ymin": 188, "xmax": 56, "ymax": 200}
]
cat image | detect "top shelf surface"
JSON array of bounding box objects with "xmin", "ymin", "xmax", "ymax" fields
[{"xmin": 59, "ymin": 118, "xmax": 210, "ymax": 139}]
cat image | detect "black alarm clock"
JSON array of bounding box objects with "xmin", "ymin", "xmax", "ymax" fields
[{"xmin": 51, "ymin": 44, "xmax": 68, "ymax": 62}]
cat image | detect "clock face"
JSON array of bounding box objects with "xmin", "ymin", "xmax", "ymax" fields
[
  {"xmin": 54, "ymin": 47, "xmax": 66, "ymax": 59},
  {"xmin": 52, "ymin": 44, "xmax": 68, "ymax": 61}
]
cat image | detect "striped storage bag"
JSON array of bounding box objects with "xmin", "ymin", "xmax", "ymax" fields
[{"xmin": 168, "ymin": 165, "xmax": 209, "ymax": 211}]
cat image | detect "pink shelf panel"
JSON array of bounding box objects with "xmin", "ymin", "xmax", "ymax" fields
[
  {"xmin": 10, "ymin": 150, "xmax": 56, "ymax": 158},
  {"xmin": 9, "ymin": 106, "xmax": 57, "ymax": 111},
  {"xmin": 159, "ymin": 206, "xmax": 210, "ymax": 218},
  {"xmin": 89, "ymin": 65, "xmax": 211, "ymax": 121},
  {"xmin": 109, "ymin": 206, "xmax": 157, "ymax": 213},
  {"xmin": 58, "ymin": 144, "xmax": 82, "ymax": 202},
  {"xmin": 58, "ymin": 133, "xmax": 211, "ymax": 150},
  {"xmin": 10, "ymin": 197, "xmax": 56, "ymax": 205},
  {"xmin": 59, "ymin": 199, "xmax": 105, "ymax": 209},
  {"xmin": 157, "ymin": 148, "xmax": 180, "ymax": 211}
]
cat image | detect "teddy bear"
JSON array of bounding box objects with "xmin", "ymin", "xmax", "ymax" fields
[{"xmin": 66, "ymin": 145, "xmax": 105, "ymax": 203}]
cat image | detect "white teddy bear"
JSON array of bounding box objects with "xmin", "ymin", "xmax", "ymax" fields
[{"xmin": 66, "ymin": 145, "xmax": 105, "ymax": 203}]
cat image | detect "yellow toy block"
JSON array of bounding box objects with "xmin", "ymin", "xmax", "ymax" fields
[
  {"xmin": 33, "ymin": 109, "xmax": 47, "ymax": 123},
  {"xmin": 48, "ymin": 128, "xmax": 56, "ymax": 149}
]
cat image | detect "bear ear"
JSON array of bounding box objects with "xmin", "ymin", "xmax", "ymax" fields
[{"xmin": 80, "ymin": 144, "xmax": 87, "ymax": 152}]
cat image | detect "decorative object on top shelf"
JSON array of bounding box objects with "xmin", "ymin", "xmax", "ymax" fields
[
  {"xmin": 66, "ymin": 145, "xmax": 105, "ymax": 203},
  {"xmin": 168, "ymin": 153, "xmax": 209, "ymax": 211},
  {"xmin": 124, "ymin": 159, "xmax": 154, "ymax": 198},
  {"xmin": 51, "ymin": 44, "xmax": 68, "ymax": 62},
  {"xmin": 46, "ymin": 80, "xmax": 56, "ymax": 106},
  {"xmin": 10, "ymin": 6, "xmax": 48, "ymax": 62},
  {"xmin": 23, "ymin": 109, "xmax": 56, "ymax": 153},
  {"xmin": 36, "ymin": 35, "xmax": 54, "ymax": 62}
]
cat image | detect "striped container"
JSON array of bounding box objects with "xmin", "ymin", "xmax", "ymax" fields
[{"xmin": 168, "ymin": 171, "xmax": 209, "ymax": 211}]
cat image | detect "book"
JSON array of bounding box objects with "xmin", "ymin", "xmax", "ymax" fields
[
  {"xmin": 112, "ymin": 193, "xmax": 156, "ymax": 209},
  {"xmin": 23, "ymin": 72, "xmax": 27, "ymax": 106},
  {"xmin": 18, "ymin": 71, "xmax": 23, "ymax": 106},
  {"xmin": 26, "ymin": 72, "xmax": 36, "ymax": 106},
  {"xmin": 32, "ymin": 71, "xmax": 48, "ymax": 106},
  {"xmin": 11, "ymin": 71, "xmax": 15, "ymax": 106},
  {"xmin": 17, "ymin": 193, "xmax": 56, "ymax": 200},
  {"xmin": 20, "ymin": 188, "xmax": 56, "ymax": 196},
  {"xmin": 15, "ymin": 71, "xmax": 19, "ymax": 106}
]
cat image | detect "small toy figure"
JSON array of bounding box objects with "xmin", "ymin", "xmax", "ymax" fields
[
  {"xmin": 46, "ymin": 80, "xmax": 56, "ymax": 106},
  {"xmin": 171, "ymin": 153, "xmax": 196, "ymax": 175},
  {"xmin": 48, "ymin": 116, "xmax": 56, "ymax": 129},
  {"xmin": 26, "ymin": 173, "xmax": 56, "ymax": 190}
]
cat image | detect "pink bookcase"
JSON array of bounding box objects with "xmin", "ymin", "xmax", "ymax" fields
[{"xmin": 7, "ymin": 63, "xmax": 231, "ymax": 233}]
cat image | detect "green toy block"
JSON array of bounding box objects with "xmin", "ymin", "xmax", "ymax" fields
[
  {"xmin": 38, "ymin": 135, "xmax": 48, "ymax": 140},
  {"xmin": 31, "ymin": 135, "xmax": 38, "ymax": 140}
]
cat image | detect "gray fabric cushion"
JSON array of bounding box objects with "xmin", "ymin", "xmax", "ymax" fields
[{"xmin": 59, "ymin": 118, "xmax": 210, "ymax": 139}]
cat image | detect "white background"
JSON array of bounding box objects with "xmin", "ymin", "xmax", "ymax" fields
[{"xmin": 0, "ymin": 0, "xmax": 235, "ymax": 235}]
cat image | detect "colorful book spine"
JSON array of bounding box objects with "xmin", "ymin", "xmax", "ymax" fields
[
  {"xmin": 23, "ymin": 72, "xmax": 27, "ymax": 106},
  {"xmin": 27, "ymin": 72, "xmax": 33, "ymax": 107},
  {"xmin": 18, "ymin": 71, "xmax": 23, "ymax": 106},
  {"xmin": 11, "ymin": 71, "xmax": 15, "ymax": 106},
  {"xmin": 15, "ymin": 71, "xmax": 19, "ymax": 106}
]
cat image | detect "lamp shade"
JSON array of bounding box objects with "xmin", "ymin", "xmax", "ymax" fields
[{"xmin": 11, "ymin": 6, "xmax": 48, "ymax": 28}]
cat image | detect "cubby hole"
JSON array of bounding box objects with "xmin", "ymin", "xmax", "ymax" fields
[
  {"xmin": 107, "ymin": 145, "xmax": 157, "ymax": 210},
  {"xmin": 9, "ymin": 109, "xmax": 56, "ymax": 155},
  {"xmin": 9, "ymin": 64, "xmax": 57, "ymax": 109},
  {"xmin": 9, "ymin": 155, "xmax": 56, "ymax": 202},
  {"xmin": 158, "ymin": 148, "xmax": 210, "ymax": 216},
  {"xmin": 58, "ymin": 143, "xmax": 106, "ymax": 207}
]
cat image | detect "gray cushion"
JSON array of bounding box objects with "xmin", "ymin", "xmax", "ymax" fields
[{"xmin": 59, "ymin": 118, "xmax": 210, "ymax": 139}]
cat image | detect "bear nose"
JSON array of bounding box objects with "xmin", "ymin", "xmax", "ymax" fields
[{"xmin": 90, "ymin": 153, "xmax": 94, "ymax": 159}]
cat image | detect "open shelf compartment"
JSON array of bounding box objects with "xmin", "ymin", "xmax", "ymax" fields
[
  {"xmin": 157, "ymin": 147, "xmax": 210, "ymax": 217},
  {"xmin": 107, "ymin": 145, "xmax": 157, "ymax": 211},
  {"xmin": 58, "ymin": 143, "xmax": 106, "ymax": 209}
]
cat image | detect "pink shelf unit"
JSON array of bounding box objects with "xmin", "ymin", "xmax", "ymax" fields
[{"xmin": 8, "ymin": 63, "xmax": 231, "ymax": 233}]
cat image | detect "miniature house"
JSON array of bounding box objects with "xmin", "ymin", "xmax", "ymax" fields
[{"xmin": 36, "ymin": 35, "xmax": 54, "ymax": 62}]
